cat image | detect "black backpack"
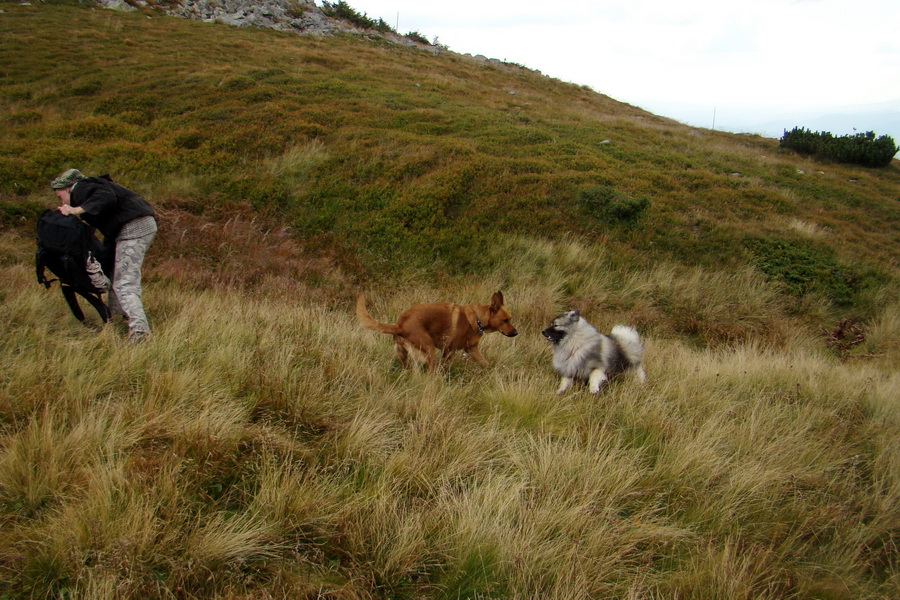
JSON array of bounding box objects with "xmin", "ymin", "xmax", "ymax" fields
[{"xmin": 35, "ymin": 209, "xmax": 114, "ymax": 324}]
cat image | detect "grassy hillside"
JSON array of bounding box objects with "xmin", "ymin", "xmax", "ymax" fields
[
  {"xmin": 3, "ymin": 5, "xmax": 897, "ymax": 285},
  {"xmin": 1, "ymin": 3, "xmax": 898, "ymax": 599}
]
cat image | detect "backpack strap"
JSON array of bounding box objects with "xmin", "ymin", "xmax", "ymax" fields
[
  {"xmin": 61, "ymin": 285, "xmax": 110, "ymax": 324},
  {"xmin": 60, "ymin": 285, "xmax": 86, "ymax": 321},
  {"xmin": 34, "ymin": 225, "xmax": 58, "ymax": 289},
  {"xmin": 81, "ymin": 290, "xmax": 111, "ymax": 323},
  {"xmin": 36, "ymin": 249, "xmax": 53, "ymax": 288}
]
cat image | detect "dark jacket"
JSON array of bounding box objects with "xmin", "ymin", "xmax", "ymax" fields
[{"xmin": 69, "ymin": 176, "xmax": 155, "ymax": 241}]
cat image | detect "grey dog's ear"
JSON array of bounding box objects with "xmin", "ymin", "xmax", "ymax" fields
[{"xmin": 569, "ymin": 310, "xmax": 580, "ymax": 318}]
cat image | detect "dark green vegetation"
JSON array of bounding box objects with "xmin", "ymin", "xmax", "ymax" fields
[
  {"xmin": 745, "ymin": 236, "xmax": 886, "ymax": 307},
  {"xmin": 321, "ymin": 0, "xmax": 396, "ymax": 35},
  {"xmin": 781, "ymin": 126, "xmax": 899, "ymax": 168}
]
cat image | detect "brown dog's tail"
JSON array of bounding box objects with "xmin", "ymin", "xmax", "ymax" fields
[{"xmin": 356, "ymin": 293, "xmax": 402, "ymax": 335}]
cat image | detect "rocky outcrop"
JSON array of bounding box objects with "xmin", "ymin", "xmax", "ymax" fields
[
  {"xmin": 179, "ymin": 0, "xmax": 338, "ymax": 35},
  {"xmin": 95, "ymin": 0, "xmax": 462, "ymax": 51},
  {"xmin": 92, "ymin": 1, "xmax": 523, "ymax": 67},
  {"xmin": 95, "ymin": 0, "xmax": 350, "ymax": 36}
]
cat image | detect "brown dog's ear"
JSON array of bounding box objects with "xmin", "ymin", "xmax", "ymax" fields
[{"xmin": 490, "ymin": 291, "xmax": 504, "ymax": 313}]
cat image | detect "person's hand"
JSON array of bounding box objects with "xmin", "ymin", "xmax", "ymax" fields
[{"xmin": 59, "ymin": 204, "xmax": 80, "ymax": 216}]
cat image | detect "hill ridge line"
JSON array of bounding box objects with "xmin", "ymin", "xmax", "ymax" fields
[{"xmin": 95, "ymin": 0, "xmax": 518, "ymax": 69}]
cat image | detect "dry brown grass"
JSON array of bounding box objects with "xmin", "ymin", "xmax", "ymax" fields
[{"xmin": 1, "ymin": 231, "xmax": 897, "ymax": 598}]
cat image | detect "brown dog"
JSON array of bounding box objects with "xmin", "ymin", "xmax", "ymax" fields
[{"xmin": 356, "ymin": 291, "xmax": 518, "ymax": 369}]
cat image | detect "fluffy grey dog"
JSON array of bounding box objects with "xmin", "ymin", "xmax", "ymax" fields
[{"xmin": 542, "ymin": 310, "xmax": 646, "ymax": 394}]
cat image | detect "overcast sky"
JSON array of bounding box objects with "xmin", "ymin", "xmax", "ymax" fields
[{"xmin": 341, "ymin": 0, "xmax": 900, "ymax": 137}]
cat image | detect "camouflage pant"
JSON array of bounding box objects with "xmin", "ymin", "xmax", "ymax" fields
[{"xmin": 107, "ymin": 231, "xmax": 155, "ymax": 335}]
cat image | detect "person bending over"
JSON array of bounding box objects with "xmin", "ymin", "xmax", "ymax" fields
[{"xmin": 51, "ymin": 168, "xmax": 157, "ymax": 343}]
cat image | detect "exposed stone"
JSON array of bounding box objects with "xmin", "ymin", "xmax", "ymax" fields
[
  {"xmin": 97, "ymin": 0, "xmax": 136, "ymax": 12},
  {"xmin": 91, "ymin": 0, "xmax": 519, "ymax": 67},
  {"xmin": 96, "ymin": 0, "xmax": 349, "ymax": 36},
  {"xmin": 94, "ymin": 0, "xmax": 415, "ymax": 39}
]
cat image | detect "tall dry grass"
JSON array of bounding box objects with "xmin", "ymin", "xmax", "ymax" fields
[{"xmin": 1, "ymin": 231, "xmax": 897, "ymax": 598}]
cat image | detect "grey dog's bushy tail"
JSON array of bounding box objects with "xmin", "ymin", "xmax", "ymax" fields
[{"xmin": 609, "ymin": 325, "xmax": 643, "ymax": 365}]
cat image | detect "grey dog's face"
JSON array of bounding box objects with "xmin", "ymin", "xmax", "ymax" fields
[{"xmin": 541, "ymin": 310, "xmax": 580, "ymax": 343}]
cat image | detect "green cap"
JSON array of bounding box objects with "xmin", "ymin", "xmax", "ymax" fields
[{"xmin": 50, "ymin": 168, "xmax": 85, "ymax": 190}]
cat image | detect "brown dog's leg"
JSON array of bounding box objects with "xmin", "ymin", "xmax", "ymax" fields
[
  {"xmin": 394, "ymin": 340, "xmax": 410, "ymax": 368},
  {"xmin": 421, "ymin": 341, "xmax": 439, "ymax": 371},
  {"xmin": 403, "ymin": 332, "xmax": 438, "ymax": 370},
  {"xmin": 465, "ymin": 345, "xmax": 490, "ymax": 368},
  {"xmin": 440, "ymin": 348, "xmax": 457, "ymax": 367}
]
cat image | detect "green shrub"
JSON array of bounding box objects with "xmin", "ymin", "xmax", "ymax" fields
[
  {"xmin": 321, "ymin": 1, "xmax": 395, "ymax": 33},
  {"xmin": 780, "ymin": 127, "xmax": 898, "ymax": 168},
  {"xmin": 220, "ymin": 76, "xmax": 255, "ymax": 91},
  {"xmin": 0, "ymin": 197, "xmax": 44, "ymax": 227},
  {"xmin": 6, "ymin": 110, "xmax": 43, "ymax": 126},
  {"xmin": 404, "ymin": 31, "xmax": 430, "ymax": 45},
  {"xmin": 173, "ymin": 130, "xmax": 205, "ymax": 150},
  {"xmin": 577, "ymin": 185, "xmax": 649, "ymax": 224},
  {"xmin": 70, "ymin": 78, "xmax": 102, "ymax": 97},
  {"xmin": 744, "ymin": 237, "xmax": 870, "ymax": 306},
  {"xmin": 96, "ymin": 141, "xmax": 149, "ymax": 171},
  {"xmin": 48, "ymin": 116, "xmax": 130, "ymax": 142},
  {"xmin": 95, "ymin": 95, "xmax": 162, "ymax": 118},
  {"xmin": 219, "ymin": 178, "xmax": 294, "ymax": 212},
  {"xmin": 24, "ymin": 144, "xmax": 89, "ymax": 187}
]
